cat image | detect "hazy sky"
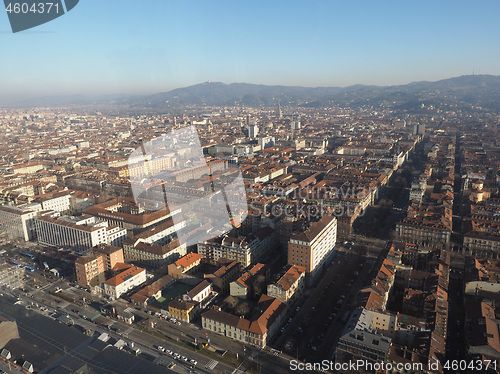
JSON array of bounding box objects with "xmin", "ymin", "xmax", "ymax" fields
[{"xmin": 1, "ymin": 0, "xmax": 500, "ymax": 101}]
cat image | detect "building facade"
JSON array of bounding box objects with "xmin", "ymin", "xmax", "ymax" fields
[
  {"xmin": 0, "ymin": 205, "xmax": 37, "ymax": 241},
  {"xmin": 103, "ymin": 265, "xmax": 147, "ymax": 299},
  {"xmin": 267, "ymin": 265, "xmax": 306, "ymax": 304},
  {"xmin": 75, "ymin": 245, "xmax": 124, "ymax": 287},
  {"xmin": 288, "ymin": 215, "xmax": 337, "ymax": 279},
  {"xmin": 35, "ymin": 214, "xmax": 127, "ymax": 254},
  {"xmin": 197, "ymin": 226, "xmax": 276, "ymax": 267}
]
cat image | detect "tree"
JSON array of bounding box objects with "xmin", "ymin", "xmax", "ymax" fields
[
  {"xmin": 252, "ymin": 274, "xmax": 267, "ymax": 299},
  {"xmin": 224, "ymin": 296, "xmax": 238, "ymax": 309},
  {"xmin": 234, "ymin": 302, "xmax": 250, "ymax": 317}
]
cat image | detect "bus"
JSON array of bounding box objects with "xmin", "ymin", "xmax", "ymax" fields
[{"xmin": 22, "ymin": 253, "xmax": 35, "ymax": 260}]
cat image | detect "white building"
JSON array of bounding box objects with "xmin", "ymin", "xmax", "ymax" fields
[
  {"xmin": 183, "ymin": 280, "xmax": 212, "ymax": 303},
  {"xmin": 103, "ymin": 265, "xmax": 147, "ymax": 299},
  {"xmin": 123, "ymin": 218, "xmax": 188, "ymax": 267},
  {"xmin": 248, "ymin": 124, "xmax": 259, "ymax": 138},
  {"xmin": 0, "ymin": 205, "xmax": 37, "ymax": 241},
  {"xmin": 35, "ymin": 214, "xmax": 127, "ymax": 254},
  {"xmin": 258, "ymin": 136, "xmax": 275, "ymax": 150},
  {"xmin": 32, "ymin": 191, "xmax": 72, "ymax": 213}
]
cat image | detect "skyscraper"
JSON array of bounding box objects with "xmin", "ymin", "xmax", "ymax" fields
[{"xmin": 249, "ymin": 124, "xmax": 259, "ymax": 138}]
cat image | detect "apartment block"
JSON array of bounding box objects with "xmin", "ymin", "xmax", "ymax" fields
[
  {"xmin": 35, "ymin": 214, "xmax": 127, "ymax": 254},
  {"xmin": 31, "ymin": 190, "xmax": 72, "ymax": 213},
  {"xmin": 167, "ymin": 253, "xmax": 204, "ymax": 278},
  {"xmin": 0, "ymin": 205, "xmax": 37, "ymax": 241},
  {"xmin": 201, "ymin": 294, "xmax": 286, "ymax": 348},
  {"xmin": 203, "ymin": 259, "xmax": 241, "ymax": 294},
  {"xmin": 267, "ymin": 265, "xmax": 306, "ymax": 304},
  {"xmin": 198, "ymin": 226, "xmax": 277, "ymax": 267},
  {"xmin": 103, "ymin": 265, "xmax": 147, "ymax": 299},
  {"xmin": 288, "ymin": 215, "xmax": 337, "ymax": 279},
  {"xmin": 230, "ymin": 263, "xmax": 267, "ymax": 299},
  {"xmin": 0, "ymin": 263, "xmax": 25, "ymax": 289},
  {"xmin": 75, "ymin": 245, "xmax": 124, "ymax": 287},
  {"xmin": 123, "ymin": 218, "xmax": 187, "ymax": 267}
]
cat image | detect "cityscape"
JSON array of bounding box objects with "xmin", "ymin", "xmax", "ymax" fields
[
  {"xmin": 0, "ymin": 78, "xmax": 499, "ymax": 374},
  {"xmin": 1, "ymin": 2, "xmax": 500, "ymax": 374}
]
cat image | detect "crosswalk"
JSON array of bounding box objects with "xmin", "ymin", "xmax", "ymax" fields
[{"xmin": 205, "ymin": 359, "xmax": 219, "ymax": 370}]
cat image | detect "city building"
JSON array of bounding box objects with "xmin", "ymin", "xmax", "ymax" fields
[
  {"xmin": 83, "ymin": 197, "xmax": 180, "ymax": 235},
  {"xmin": 123, "ymin": 240, "xmax": 187, "ymax": 269},
  {"xmin": 396, "ymin": 203, "xmax": 452, "ymax": 248},
  {"xmin": 336, "ymin": 310, "xmax": 392, "ymax": 366},
  {"xmin": 8, "ymin": 163, "xmax": 44, "ymax": 174},
  {"xmin": 197, "ymin": 226, "xmax": 277, "ymax": 267},
  {"xmin": 463, "ymin": 201, "xmax": 500, "ymax": 258},
  {"xmin": 122, "ymin": 217, "xmax": 187, "ymax": 267},
  {"xmin": 75, "ymin": 253, "xmax": 105, "ymax": 288},
  {"xmin": 0, "ymin": 264, "xmax": 25, "ymax": 289},
  {"xmin": 35, "ymin": 214, "xmax": 127, "ymax": 254},
  {"xmin": 203, "ymin": 259, "xmax": 241, "ymax": 294},
  {"xmin": 201, "ymin": 294, "xmax": 286, "ymax": 348},
  {"xmin": 288, "ymin": 215, "xmax": 337, "ymax": 279},
  {"xmin": 75, "ymin": 245, "xmax": 124, "ymax": 287},
  {"xmin": 248, "ymin": 124, "xmax": 259, "ymax": 138},
  {"xmin": 267, "ymin": 265, "xmax": 306, "ymax": 304},
  {"xmin": 103, "ymin": 264, "xmax": 147, "ymax": 299},
  {"xmin": 167, "ymin": 253, "xmax": 204, "ymax": 278},
  {"xmin": 168, "ymin": 299, "xmax": 197, "ymax": 323},
  {"xmin": 183, "ymin": 280, "xmax": 213, "ymax": 303},
  {"xmin": 0, "ymin": 205, "xmax": 37, "ymax": 241},
  {"xmin": 230, "ymin": 263, "xmax": 267, "ymax": 299},
  {"xmin": 31, "ymin": 190, "xmax": 72, "ymax": 213}
]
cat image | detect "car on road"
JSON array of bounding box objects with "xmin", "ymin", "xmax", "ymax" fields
[
  {"xmin": 168, "ymin": 362, "xmax": 176, "ymax": 369},
  {"xmin": 173, "ymin": 353, "xmax": 180, "ymax": 359},
  {"xmin": 281, "ymin": 327, "xmax": 286, "ymax": 333},
  {"xmin": 189, "ymin": 359, "xmax": 197, "ymax": 365},
  {"xmin": 180, "ymin": 355, "xmax": 188, "ymax": 362},
  {"xmin": 296, "ymin": 306, "xmax": 300, "ymax": 312},
  {"xmin": 157, "ymin": 346, "xmax": 165, "ymax": 352}
]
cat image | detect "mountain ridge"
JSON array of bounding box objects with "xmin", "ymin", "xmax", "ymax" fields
[{"xmin": 4, "ymin": 74, "xmax": 500, "ymax": 114}]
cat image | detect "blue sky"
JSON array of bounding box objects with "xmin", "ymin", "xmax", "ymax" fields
[{"xmin": 1, "ymin": 0, "xmax": 500, "ymax": 100}]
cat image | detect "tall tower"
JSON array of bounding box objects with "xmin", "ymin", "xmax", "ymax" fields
[
  {"xmin": 276, "ymin": 101, "xmax": 282, "ymax": 119},
  {"xmin": 249, "ymin": 124, "xmax": 259, "ymax": 138}
]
